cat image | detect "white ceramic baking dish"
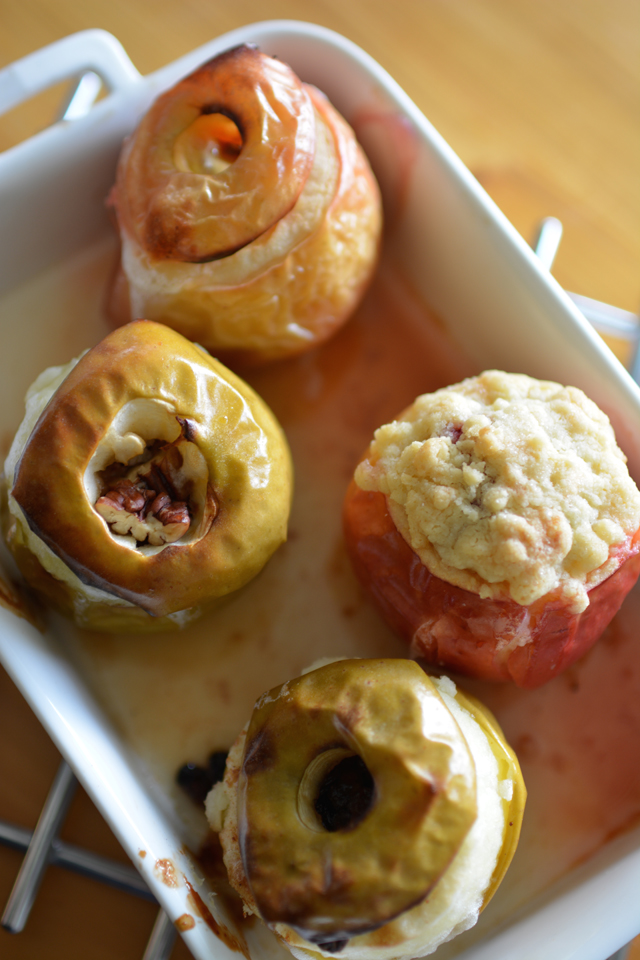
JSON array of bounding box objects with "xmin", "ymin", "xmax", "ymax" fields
[{"xmin": 1, "ymin": 21, "xmax": 639, "ymax": 960}]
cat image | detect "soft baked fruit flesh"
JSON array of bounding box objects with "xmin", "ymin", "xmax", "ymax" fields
[
  {"xmin": 344, "ymin": 371, "xmax": 640, "ymax": 687},
  {"xmin": 2, "ymin": 320, "xmax": 292, "ymax": 632},
  {"xmin": 107, "ymin": 44, "xmax": 382, "ymax": 365},
  {"xmin": 206, "ymin": 658, "xmax": 526, "ymax": 960}
]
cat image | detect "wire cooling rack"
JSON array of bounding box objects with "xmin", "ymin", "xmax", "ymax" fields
[{"xmin": 0, "ymin": 759, "xmax": 177, "ymax": 959}]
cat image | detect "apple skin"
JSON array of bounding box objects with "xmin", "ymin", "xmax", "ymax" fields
[
  {"xmin": 107, "ymin": 46, "xmax": 382, "ymax": 365},
  {"xmin": 113, "ymin": 45, "xmax": 316, "ymax": 263},
  {"xmin": 211, "ymin": 659, "xmax": 526, "ymax": 957},
  {"xmin": 343, "ymin": 482, "xmax": 640, "ymax": 689},
  {"xmin": 239, "ymin": 658, "xmax": 477, "ymax": 941},
  {"xmin": 450, "ymin": 684, "xmax": 525, "ymax": 910},
  {"xmin": 6, "ymin": 320, "xmax": 293, "ymax": 631}
]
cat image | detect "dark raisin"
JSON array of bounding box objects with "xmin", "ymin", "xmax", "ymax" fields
[
  {"xmin": 176, "ymin": 763, "xmax": 211, "ymax": 805},
  {"xmin": 208, "ymin": 751, "xmax": 228, "ymax": 785},
  {"xmin": 317, "ymin": 939, "xmax": 349, "ymax": 953},
  {"xmin": 176, "ymin": 750, "xmax": 230, "ymax": 806},
  {"xmin": 314, "ymin": 755, "xmax": 375, "ymax": 832},
  {"xmin": 307, "ymin": 931, "xmax": 350, "ymax": 952}
]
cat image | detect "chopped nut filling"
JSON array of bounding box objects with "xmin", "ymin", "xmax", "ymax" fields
[{"xmin": 95, "ymin": 437, "xmax": 203, "ymax": 546}]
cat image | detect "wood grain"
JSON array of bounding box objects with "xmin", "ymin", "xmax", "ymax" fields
[{"xmin": 0, "ymin": 2, "xmax": 639, "ymax": 958}]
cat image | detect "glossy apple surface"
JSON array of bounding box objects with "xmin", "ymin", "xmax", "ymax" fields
[
  {"xmin": 107, "ymin": 45, "xmax": 382, "ymax": 364},
  {"xmin": 6, "ymin": 320, "xmax": 293, "ymax": 630},
  {"xmin": 343, "ymin": 482, "xmax": 640, "ymax": 688}
]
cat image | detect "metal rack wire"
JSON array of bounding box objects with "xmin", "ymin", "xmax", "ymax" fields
[
  {"xmin": 0, "ymin": 753, "xmax": 634, "ymax": 960},
  {"xmin": 0, "ymin": 759, "xmax": 177, "ymax": 959}
]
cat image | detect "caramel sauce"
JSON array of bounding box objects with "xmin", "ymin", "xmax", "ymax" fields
[
  {"xmin": 196, "ymin": 832, "xmax": 230, "ymax": 886},
  {"xmin": 192, "ymin": 834, "xmax": 251, "ymax": 931},
  {"xmin": 175, "ymin": 913, "xmax": 196, "ymax": 932},
  {"xmin": 2, "ymin": 236, "xmax": 640, "ymax": 954}
]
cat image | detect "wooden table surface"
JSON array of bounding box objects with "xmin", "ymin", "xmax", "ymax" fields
[{"xmin": 0, "ymin": 2, "xmax": 639, "ymax": 959}]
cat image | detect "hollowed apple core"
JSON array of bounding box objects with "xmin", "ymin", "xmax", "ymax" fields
[
  {"xmin": 173, "ymin": 112, "xmax": 243, "ymax": 175},
  {"xmin": 84, "ymin": 399, "xmax": 213, "ymax": 555},
  {"xmin": 297, "ymin": 749, "xmax": 376, "ymax": 834}
]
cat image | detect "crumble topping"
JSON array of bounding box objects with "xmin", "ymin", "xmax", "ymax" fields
[{"xmin": 355, "ymin": 371, "xmax": 640, "ymax": 612}]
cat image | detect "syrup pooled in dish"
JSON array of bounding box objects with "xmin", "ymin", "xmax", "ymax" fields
[
  {"xmin": 107, "ymin": 44, "xmax": 382, "ymax": 365},
  {"xmin": 206, "ymin": 658, "xmax": 525, "ymax": 959},
  {"xmin": 343, "ymin": 371, "xmax": 640, "ymax": 688},
  {"xmin": 2, "ymin": 320, "xmax": 292, "ymax": 631}
]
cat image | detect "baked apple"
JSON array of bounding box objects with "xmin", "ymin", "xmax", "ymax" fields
[
  {"xmin": 206, "ymin": 658, "xmax": 525, "ymax": 959},
  {"xmin": 107, "ymin": 44, "xmax": 382, "ymax": 365},
  {"xmin": 343, "ymin": 371, "xmax": 640, "ymax": 688},
  {"xmin": 3, "ymin": 320, "xmax": 293, "ymax": 631}
]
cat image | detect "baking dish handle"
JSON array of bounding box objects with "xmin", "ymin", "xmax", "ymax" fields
[{"xmin": 0, "ymin": 29, "xmax": 140, "ymax": 118}]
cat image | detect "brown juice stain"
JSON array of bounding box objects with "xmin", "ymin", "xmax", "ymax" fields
[
  {"xmin": 0, "ymin": 567, "xmax": 43, "ymax": 630},
  {"xmin": 185, "ymin": 878, "xmax": 248, "ymax": 956},
  {"xmin": 196, "ymin": 832, "xmax": 232, "ymax": 886},
  {"xmin": 4, "ymin": 237, "xmax": 640, "ymax": 952},
  {"xmin": 154, "ymin": 858, "xmax": 178, "ymax": 888},
  {"xmin": 191, "ymin": 833, "xmax": 253, "ymax": 934},
  {"xmin": 175, "ymin": 913, "xmax": 196, "ymax": 932}
]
